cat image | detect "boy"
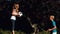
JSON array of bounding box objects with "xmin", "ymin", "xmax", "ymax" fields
[{"xmin": 48, "ymin": 15, "xmax": 57, "ymax": 34}]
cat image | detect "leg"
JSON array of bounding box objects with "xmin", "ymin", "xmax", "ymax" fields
[{"xmin": 11, "ymin": 20, "xmax": 15, "ymax": 34}]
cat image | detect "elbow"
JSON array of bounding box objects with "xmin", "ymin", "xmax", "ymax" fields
[
  {"xmin": 52, "ymin": 26, "xmax": 57, "ymax": 30},
  {"xmin": 54, "ymin": 26, "xmax": 57, "ymax": 29}
]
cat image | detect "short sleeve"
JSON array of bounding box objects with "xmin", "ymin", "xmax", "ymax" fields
[{"xmin": 52, "ymin": 20, "xmax": 56, "ymax": 26}]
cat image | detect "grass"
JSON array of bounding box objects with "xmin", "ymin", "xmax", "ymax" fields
[{"xmin": 0, "ymin": 29, "xmax": 50, "ymax": 34}]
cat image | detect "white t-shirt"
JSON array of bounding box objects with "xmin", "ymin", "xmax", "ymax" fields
[{"xmin": 10, "ymin": 16, "xmax": 16, "ymax": 20}]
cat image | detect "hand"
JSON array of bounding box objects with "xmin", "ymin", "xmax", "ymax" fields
[
  {"xmin": 48, "ymin": 29, "xmax": 52, "ymax": 31},
  {"xmin": 19, "ymin": 12, "xmax": 23, "ymax": 17}
]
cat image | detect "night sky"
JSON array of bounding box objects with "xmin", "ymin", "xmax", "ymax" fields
[{"xmin": 0, "ymin": 0, "xmax": 60, "ymax": 33}]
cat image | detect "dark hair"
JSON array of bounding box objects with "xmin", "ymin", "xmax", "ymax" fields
[
  {"xmin": 12, "ymin": 2, "xmax": 19, "ymax": 9},
  {"xmin": 14, "ymin": 1, "xmax": 20, "ymax": 5},
  {"xmin": 14, "ymin": 3, "xmax": 19, "ymax": 5}
]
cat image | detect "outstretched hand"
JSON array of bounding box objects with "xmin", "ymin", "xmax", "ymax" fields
[{"xmin": 48, "ymin": 29, "xmax": 52, "ymax": 31}]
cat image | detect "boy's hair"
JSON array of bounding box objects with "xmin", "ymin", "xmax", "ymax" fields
[
  {"xmin": 50, "ymin": 15, "xmax": 55, "ymax": 19},
  {"xmin": 12, "ymin": 2, "xmax": 19, "ymax": 9}
]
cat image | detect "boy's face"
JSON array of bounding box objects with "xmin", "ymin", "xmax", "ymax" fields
[
  {"xmin": 14, "ymin": 4, "xmax": 19, "ymax": 9},
  {"xmin": 50, "ymin": 16, "xmax": 54, "ymax": 20}
]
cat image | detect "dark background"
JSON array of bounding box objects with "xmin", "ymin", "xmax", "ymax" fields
[{"xmin": 0, "ymin": 0, "xmax": 60, "ymax": 33}]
